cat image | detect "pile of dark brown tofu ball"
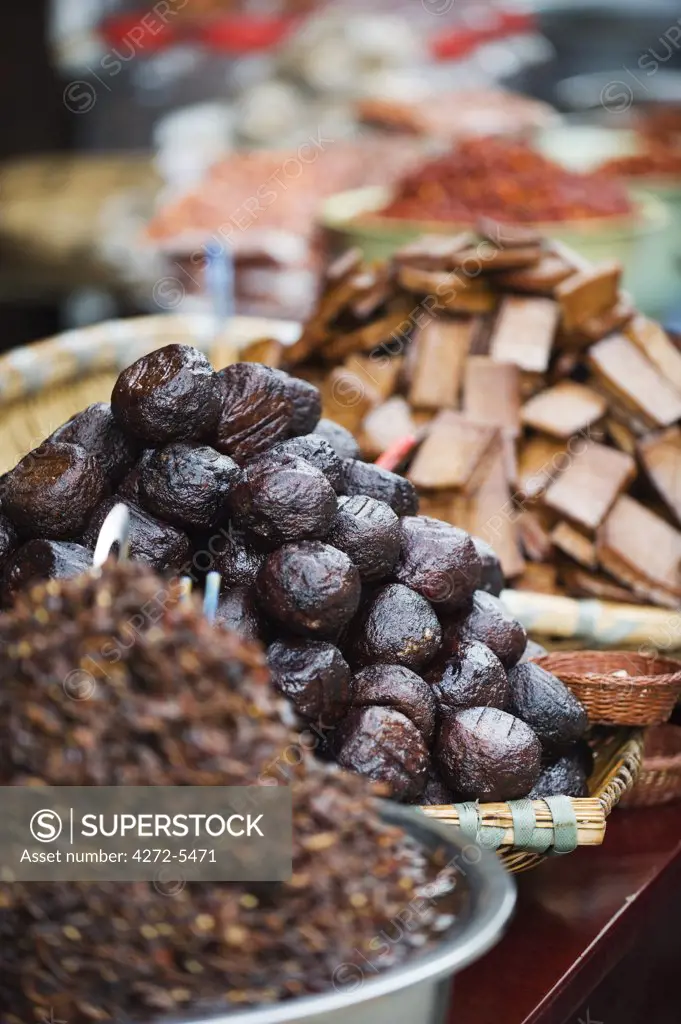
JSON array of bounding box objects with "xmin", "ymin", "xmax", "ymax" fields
[{"xmin": 0, "ymin": 344, "xmax": 590, "ymax": 804}]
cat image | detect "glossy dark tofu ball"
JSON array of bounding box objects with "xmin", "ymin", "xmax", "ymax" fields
[
  {"xmin": 213, "ymin": 527, "xmax": 265, "ymax": 588},
  {"xmin": 350, "ymin": 583, "xmax": 442, "ymax": 671},
  {"xmin": 327, "ymin": 495, "xmax": 400, "ymax": 582},
  {"xmin": 520, "ymin": 638, "xmax": 549, "ymax": 663},
  {"xmin": 429, "ymin": 640, "xmax": 509, "ymax": 714},
  {"xmin": 393, "ymin": 517, "xmax": 481, "ymax": 610},
  {"xmin": 229, "ymin": 454, "xmax": 337, "ymax": 545},
  {"xmin": 271, "ymin": 369, "xmax": 321, "ymax": 435},
  {"xmin": 3, "ymin": 443, "xmax": 107, "ymax": 540},
  {"xmin": 48, "ymin": 402, "xmax": 137, "ymax": 487},
  {"xmin": 420, "ymin": 773, "xmax": 460, "ymax": 806},
  {"xmin": 84, "ymin": 497, "xmax": 191, "ymax": 574},
  {"xmin": 336, "ymin": 706, "xmax": 430, "ymax": 801},
  {"xmin": 340, "ymin": 459, "xmax": 419, "ymax": 516},
  {"xmin": 445, "ymin": 591, "xmax": 527, "ymax": 670},
  {"xmin": 437, "ymin": 706, "xmax": 542, "ymax": 801},
  {"xmin": 312, "ymin": 418, "xmax": 360, "ymax": 460},
  {"xmin": 267, "ymin": 639, "xmax": 351, "ymax": 723},
  {"xmin": 112, "ymin": 344, "xmax": 221, "ymax": 444},
  {"xmin": 0, "ymin": 513, "xmax": 18, "ymax": 568},
  {"xmin": 117, "ymin": 449, "xmax": 154, "ymax": 503},
  {"xmin": 507, "ymin": 661, "xmax": 588, "ymax": 750},
  {"xmin": 268, "ymin": 435, "xmax": 343, "ymax": 491},
  {"xmin": 3, "ymin": 539, "xmax": 91, "ymax": 606},
  {"xmin": 215, "ymin": 586, "xmax": 265, "ymax": 644},
  {"xmin": 215, "ymin": 363, "xmax": 294, "ymax": 463},
  {"xmin": 529, "ymin": 749, "xmax": 589, "ymax": 799},
  {"xmin": 139, "ymin": 443, "xmax": 240, "ymax": 530},
  {"xmin": 350, "ymin": 664, "xmax": 436, "ymax": 743},
  {"xmin": 470, "ymin": 535, "xmax": 504, "ymax": 597},
  {"xmin": 257, "ymin": 541, "xmax": 361, "ymax": 640}
]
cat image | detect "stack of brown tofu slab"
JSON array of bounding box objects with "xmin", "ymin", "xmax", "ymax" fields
[{"xmin": 242, "ymin": 223, "xmax": 681, "ymax": 609}]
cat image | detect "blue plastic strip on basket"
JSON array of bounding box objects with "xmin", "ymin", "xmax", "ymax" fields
[{"xmin": 451, "ymin": 796, "xmax": 579, "ymax": 854}]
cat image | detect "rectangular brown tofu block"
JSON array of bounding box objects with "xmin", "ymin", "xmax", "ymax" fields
[
  {"xmin": 597, "ymin": 494, "xmax": 681, "ymax": 600},
  {"xmin": 408, "ymin": 319, "xmax": 474, "ymax": 410},
  {"xmin": 494, "ymin": 255, "xmax": 574, "ymax": 295},
  {"xmin": 555, "ymin": 260, "xmax": 621, "ymax": 332},
  {"xmin": 360, "ymin": 397, "xmax": 417, "ymax": 460},
  {"xmin": 588, "ymin": 333, "xmax": 681, "ymax": 428},
  {"xmin": 320, "ymin": 366, "xmax": 376, "ymax": 434},
  {"xmin": 637, "ymin": 426, "xmax": 681, "ymax": 526},
  {"xmin": 517, "ymin": 436, "xmax": 569, "ymax": 501},
  {"xmin": 452, "ymin": 447, "xmax": 526, "ymax": 578},
  {"xmin": 407, "ymin": 410, "xmax": 498, "ymax": 491},
  {"xmin": 489, "ymin": 296, "xmax": 559, "ymax": 373},
  {"xmin": 520, "ymin": 380, "xmax": 608, "ymax": 439},
  {"xmin": 342, "ymin": 353, "xmax": 402, "ymax": 403},
  {"xmin": 544, "ymin": 441, "xmax": 636, "ymax": 531},
  {"xmin": 463, "ymin": 357, "xmax": 521, "ymax": 435},
  {"xmin": 550, "ymin": 521, "xmax": 598, "ymax": 569},
  {"xmin": 625, "ymin": 314, "xmax": 681, "ymax": 395}
]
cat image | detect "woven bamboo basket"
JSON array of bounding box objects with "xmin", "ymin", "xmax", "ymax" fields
[
  {"xmin": 618, "ymin": 724, "xmax": 681, "ymax": 808},
  {"xmin": 424, "ymin": 728, "xmax": 643, "ymax": 873},
  {"xmin": 533, "ymin": 651, "xmax": 681, "ymax": 727},
  {"xmin": 0, "ymin": 315, "xmax": 644, "ymax": 872}
]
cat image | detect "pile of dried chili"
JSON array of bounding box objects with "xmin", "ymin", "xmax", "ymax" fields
[{"xmin": 378, "ymin": 138, "xmax": 633, "ymax": 223}]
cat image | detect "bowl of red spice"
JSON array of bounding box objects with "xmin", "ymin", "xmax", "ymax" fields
[
  {"xmin": 320, "ymin": 137, "xmax": 667, "ymax": 314},
  {"xmin": 535, "ymin": 123, "xmax": 681, "ymax": 315}
]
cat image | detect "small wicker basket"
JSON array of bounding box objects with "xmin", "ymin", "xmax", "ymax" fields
[
  {"xmin": 532, "ymin": 651, "xmax": 681, "ymax": 727},
  {"xmin": 619, "ymin": 724, "xmax": 681, "ymax": 808}
]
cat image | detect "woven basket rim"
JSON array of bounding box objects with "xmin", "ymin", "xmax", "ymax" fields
[
  {"xmin": 642, "ymin": 724, "xmax": 681, "ymax": 769},
  {"xmin": 534, "ymin": 650, "xmax": 681, "ymax": 688}
]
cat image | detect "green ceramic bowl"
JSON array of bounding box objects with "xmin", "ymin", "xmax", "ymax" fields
[
  {"xmin": 319, "ymin": 183, "xmax": 669, "ymax": 318},
  {"xmin": 536, "ymin": 125, "xmax": 681, "ymax": 317}
]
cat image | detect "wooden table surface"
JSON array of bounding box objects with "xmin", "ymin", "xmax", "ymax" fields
[{"xmin": 451, "ymin": 802, "xmax": 681, "ymax": 1024}]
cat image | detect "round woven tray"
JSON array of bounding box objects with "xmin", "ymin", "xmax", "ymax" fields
[
  {"xmin": 619, "ymin": 724, "xmax": 681, "ymax": 808},
  {"xmin": 533, "ymin": 651, "xmax": 681, "ymax": 727}
]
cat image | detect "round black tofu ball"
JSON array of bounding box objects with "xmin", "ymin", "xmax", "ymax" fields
[
  {"xmin": 327, "ymin": 495, "xmax": 400, "ymax": 582},
  {"xmin": 437, "ymin": 706, "xmax": 542, "ymax": 801},
  {"xmin": 84, "ymin": 497, "xmax": 190, "ymax": 574},
  {"xmin": 111, "ymin": 344, "xmax": 221, "ymax": 444},
  {"xmin": 271, "ymin": 369, "xmax": 321, "ymax": 435},
  {"xmin": 267, "ymin": 639, "xmax": 351, "ymax": 723},
  {"xmin": 229, "ymin": 454, "xmax": 337, "ymax": 545},
  {"xmin": 350, "ymin": 664, "xmax": 436, "ymax": 743},
  {"xmin": 257, "ymin": 541, "xmax": 361, "ymax": 640},
  {"xmin": 2, "ymin": 539, "xmax": 91, "ymax": 606},
  {"xmin": 529, "ymin": 749, "xmax": 589, "ymax": 799},
  {"xmin": 268, "ymin": 435, "xmax": 343, "ymax": 491},
  {"xmin": 349, "ymin": 583, "xmax": 442, "ymax": 671},
  {"xmin": 393, "ymin": 517, "xmax": 482, "ymax": 610},
  {"xmin": 336, "ymin": 706, "xmax": 430, "ymax": 801},
  {"xmin": 3, "ymin": 443, "xmax": 107, "ymax": 540},
  {"xmin": 312, "ymin": 418, "xmax": 360, "ymax": 460},
  {"xmin": 429, "ymin": 640, "xmax": 509, "ymax": 713},
  {"xmin": 48, "ymin": 402, "xmax": 137, "ymax": 486},
  {"xmin": 0, "ymin": 513, "xmax": 18, "ymax": 569},
  {"xmin": 507, "ymin": 661, "xmax": 588, "ymax": 750},
  {"xmin": 214, "ymin": 586, "xmax": 266, "ymax": 644},
  {"xmin": 470, "ymin": 535, "xmax": 504, "ymax": 597},
  {"xmin": 340, "ymin": 459, "xmax": 418, "ymax": 516},
  {"xmin": 139, "ymin": 443, "xmax": 240, "ymax": 530},
  {"xmin": 213, "ymin": 527, "xmax": 265, "ymax": 588},
  {"xmin": 215, "ymin": 363, "xmax": 294, "ymax": 463},
  {"xmin": 117, "ymin": 449, "xmax": 155, "ymax": 503},
  {"xmin": 445, "ymin": 591, "xmax": 527, "ymax": 670}
]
